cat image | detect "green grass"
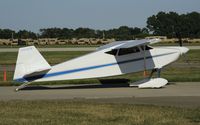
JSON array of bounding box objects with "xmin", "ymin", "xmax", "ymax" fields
[
  {"xmin": 0, "ymin": 100, "xmax": 199, "ymax": 125},
  {"xmin": 0, "ymin": 52, "xmax": 17, "ymax": 65},
  {"xmin": 0, "ymin": 51, "xmax": 90, "ymax": 65}
]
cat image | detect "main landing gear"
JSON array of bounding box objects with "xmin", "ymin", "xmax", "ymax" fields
[
  {"xmin": 149, "ymin": 68, "xmax": 161, "ymax": 78},
  {"xmin": 129, "ymin": 68, "xmax": 168, "ymax": 88}
]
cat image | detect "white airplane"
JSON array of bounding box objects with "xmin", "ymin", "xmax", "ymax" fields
[{"xmin": 13, "ymin": 39, "xmax": 189, "ymax": 91}]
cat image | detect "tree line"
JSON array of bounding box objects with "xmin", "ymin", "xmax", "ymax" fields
[
  {"xmin": 147, "ymin": 11, "xmax": 200, "ymax": 45},
  {"xmin": 39, "ymin": 26, "xmax": 149, "ymax": 40},
  {"xmin": 0, "ymin": 11, "xmax": 200, "ymax": 41},
  {"xmin": 0, "ymin": 29, "xmax": 37, "ymax": 39},
  {"xmin": 0, "ymin": 27, "xmax": 148, "ymax": 40}
]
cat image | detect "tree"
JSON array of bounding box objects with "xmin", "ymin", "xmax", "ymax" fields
[
  {"xmin": 61, "ymin": 28, "xmax": 74, "ymax": 39},
  {"xmin": 17, "ymin": 30, "xmax": 37, "ymax": 39},
  {"xmin": 185, "ymin": 12, "xmax": 200, "ymax": 38},
  {"xmin": 104, "ymin": 26, "xmax": 144, "ymax": 40},
  {"xmin": 141, "ymin": 28, "xmax": 149, "ymax": 34},
  {"xmin": 0, "ymin": 29, "xmax": 15, "ymax": 39},
  {"xmin": 73, "ymin": 28, "xmax": 96, "ymax": 38},
  {"xmin": 40, "ymin": 28, "xmax": 62, "ymax": 38},
  {"xmin": 147, "ymin": 11, "xmax": 200, "ymax": 46}
]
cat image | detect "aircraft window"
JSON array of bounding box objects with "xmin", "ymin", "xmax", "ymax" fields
[
  {"xmin": 105, "ymin": 49, "xmax": 118, "ymax": 55},
  {"xmin": 118, "ymin": 47, "xmax": 140, "ymax": 56},
  {"xmin": 141, "ymin": 45, "xmax": 153, "ymax": 51}
]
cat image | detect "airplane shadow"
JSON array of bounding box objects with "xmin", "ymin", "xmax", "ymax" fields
[{"xmin": 20, "ymin": 78, "xmax": 131, "ymax": 91}]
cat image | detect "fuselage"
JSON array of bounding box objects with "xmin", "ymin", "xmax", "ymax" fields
[{"xmin": 28, "ymin": 45, "xmax": 188, "ymax": 82}]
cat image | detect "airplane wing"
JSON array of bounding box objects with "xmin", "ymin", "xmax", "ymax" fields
[{"xmin": 97, "ymin": 38, "xmax": 161, "ymax": 51}]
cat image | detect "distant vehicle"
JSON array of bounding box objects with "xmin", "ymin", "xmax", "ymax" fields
[{"xmin": 13, "ymin": 39, "xmax": 189, "ymax": 91}]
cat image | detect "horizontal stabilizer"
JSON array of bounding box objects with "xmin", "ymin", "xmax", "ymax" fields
[{"xmin": 13, "ymin": 46, "xmax": 51, "ymax": 82}]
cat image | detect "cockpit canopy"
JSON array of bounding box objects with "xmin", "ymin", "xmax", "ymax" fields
[{"xmin": 105, "ymin": 45, "xmax": 153, "ymax": 56}]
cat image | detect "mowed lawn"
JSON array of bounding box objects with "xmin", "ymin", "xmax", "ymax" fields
[
  {"xmin": 0, "ymin": 100, "xmax": 199, "ymax": 125},
  {"xmin": 0, "ymin": 51, "xmax": 90, "ymax": 65},
  {"xmin": 0, "ymin": 50, "xmax": 199, "ymax": 85}
]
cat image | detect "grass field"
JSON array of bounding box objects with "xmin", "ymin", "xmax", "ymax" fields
[
  {"xmin": 0, "ymin": 50, "xmax": 199, "ymax": 85},
  {"xmin": 0, "ymin": 51, "xmax": 90, "ymax": 65},
  {"xmin": 0, "ymin": 100, "xmax": 199, "ymax": 125}
]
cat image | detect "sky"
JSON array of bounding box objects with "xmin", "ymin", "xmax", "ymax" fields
[{"xmin": 0, "ymin": 0, "xmax": 199, "ymax": 32}]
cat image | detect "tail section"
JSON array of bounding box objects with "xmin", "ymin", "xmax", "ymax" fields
[{"xmin": 13, "ymin": 46, "xmax": 51, "ymax": 82}]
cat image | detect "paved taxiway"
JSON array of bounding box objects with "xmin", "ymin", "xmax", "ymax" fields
[{"xmin": 0, "ymin": 82, "xmax": 199, "ymax": 107}]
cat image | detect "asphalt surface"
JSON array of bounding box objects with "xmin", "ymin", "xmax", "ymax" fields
[
  {"xmin": 0, "ymin": 46, "xmax": 200, "ymax": 52},
  {"xmin": 0, "ymin": 82, "xmax": 200, "ymax": 107}
]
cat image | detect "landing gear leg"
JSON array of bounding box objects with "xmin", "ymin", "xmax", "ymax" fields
[
  {"xmin": 130, "ymin": 68, "xmax": 167, "ymax": 88},
  {"xmin": 149, "ymin": 69, "xmax": 156, "ymax": 79},
  {"xmin": 157, "ymin": 68, "xmax": 161, "ymax": 78},
  {"xmin": 149, "ymin": 68, "xmax": 161, "ymax": 79},
  {"xmin": 15, "ymin": 82, "xmax": 31, "ymax": 92}
]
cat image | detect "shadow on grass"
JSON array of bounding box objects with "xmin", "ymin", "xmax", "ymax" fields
[{"xmin": 21, "ymin": 78, "xmax": 131, "ymax": 91}]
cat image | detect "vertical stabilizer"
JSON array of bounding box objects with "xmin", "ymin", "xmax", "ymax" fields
[{"xmin": 13, "ymin": 46, "xmax": 51, "ymax": 82}]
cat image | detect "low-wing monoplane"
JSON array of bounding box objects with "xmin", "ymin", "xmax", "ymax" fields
[{"xmin": 13, "ymin": 39, "xmax": 189, "ymax": 91}]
